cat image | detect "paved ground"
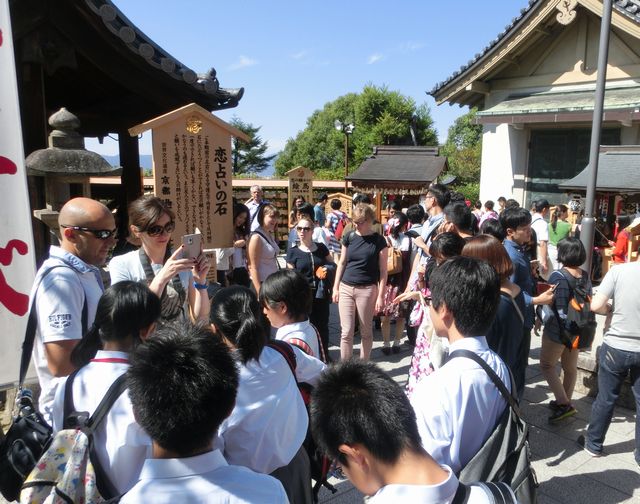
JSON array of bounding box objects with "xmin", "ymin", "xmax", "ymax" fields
[{"xmin": 318, "ymin": 305, "xmax": 640, "ymax": 503}]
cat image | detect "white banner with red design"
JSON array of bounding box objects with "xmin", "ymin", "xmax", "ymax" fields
[{"xmin": 0, "ymin": 0, "xmax": 36, "ymax": 388}]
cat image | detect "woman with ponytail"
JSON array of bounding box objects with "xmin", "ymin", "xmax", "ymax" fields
[
  {"xmin": 210, "ymin": 286, "xmax": 325, "ymax": 504},
  {"xmin": 548, "ymin": 204, "xmax": 571, "ymax": 271},
  {"xmin": 51, "ymin": 281, "xmax": 161, "ymax": 494}
]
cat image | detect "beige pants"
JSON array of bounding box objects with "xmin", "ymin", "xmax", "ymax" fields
[{"xmin": 338, "ymin": 283, "xmax": 378, "ymax": 360}]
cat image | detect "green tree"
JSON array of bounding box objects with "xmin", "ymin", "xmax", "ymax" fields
[
  {"xmin": 275, "ymin": 85, "xmax": 438, "ymax": 179},
  {"xmin": 229, "ymin": 117, "xmax": 276, "ymax": 175},
  {"xmin": 440, "ymin": 108, "xmax": 483, "ymax": 201}
]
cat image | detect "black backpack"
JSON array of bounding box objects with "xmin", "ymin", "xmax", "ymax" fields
[
  {"xmin": 449, "ymin": 349, "xmax": 538, "ymax": 504},
  {"xmin": 551, "ymin": 269, "xmax": 597, "ymax": 350}
]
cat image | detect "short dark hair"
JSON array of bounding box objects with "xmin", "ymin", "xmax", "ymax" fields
[
  {"xmin": 406, "ymin": 204, "xmax": 425, "ymax": 224},
  {"xmin": 617, "ymin": 214, "xmax": 632, "ymax": 230},
  {"xmin": 259, "ymin": 269, "xmax": 312, "ymax": 320},
  {"xmin": 449, "ymin": 191, "xmax": 465, "ymax": 204},
  {"xmin": 557, "ymin": 237, "xmax": 586, "ymax": 267},
  {"xmin": 330, "ymin": 198, "xmax": 342, "ymax": 210},
  {"xmin": 505, "ymin": 199, "xmax": 519, "ymax": 209},
  {"xmin": 71, "ymin": 281, "xmax": 161, "ymax": 368},
  {"xmin": 210, "ymin": 286, "xmax": 267, "ymax": 364},
  {"xmin": 427, "ymin": 183, "xmax": 450, "ymax": 209},
  {"xmin": 532, "ymin": 199, "xmax": 550, "ymax": 213},
  {"xmin": 296, "ymin": 202, "xmax": 315, "ymax": 220},
  {"xmin": 387, "ymin": 200, "xmax": 401, "ymax": 211},
  {"xmin": 318, "ymin": 193, "xmax": 328, "ymax": 202},
  {"xmin": 128, "ymin": 194, "xmax": 175, "ymax": 232},
  {"xmin": 485, "ymin": 200, "xmax": 495, "ymax": 211},
  {"xmin": 500, "ymin": 206, "xmax": 531, "ymax": 233},
  {"xmin": 310, "ymin": 359, "xmax": 424, "ymax": 466},
  {"xmin": 127, "ymin": 323, "xmax": 238, "ymax": 456},
  {"xmin": 428, "ymin": 232, "xmax": 465, "ymax": 263},
  {"xmin": 444, "ymin": 203, "xmax": 473, "ymax": 233},
  {"xmin": 474, "ymin": 200, "xmax": 482, "ymax": 210},
  {"xmin": 429, "ymin": 256, "xmax": 500, "ymax": 336},
  {"xmin": 353, "ymin": 194, "xmax": 372, "ymax": 205},
  {"xmin": 480, "ymin": 218, "xmax": 505, "ymax": 242}
]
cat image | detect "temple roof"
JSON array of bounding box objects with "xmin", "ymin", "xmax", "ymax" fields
[
  {"xmin": 429, "ymin": 0, "xmax": 640, "ymax": 106},
  {"xmin": 559, "ymin": 146, "xmax": 640, "ymax": 193},
  {"xmin": 347, "ymin": 146, "xmax": 447, "ymax": 194},
  {"xmin": 10, "ymin": 0, "xmax": 244, "ymax": 136}
]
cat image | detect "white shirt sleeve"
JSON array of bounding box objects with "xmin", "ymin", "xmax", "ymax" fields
[
  {"xmin": 291, "ymin": 346, "xmax": 326, "ymax": 386},
  {"xmin": 109, "ymin": 253, "xmax": 136, "ymax": 285},
  {"xmin": 37, "ymin": 270, "xmax": 85, "ymax": 344}
]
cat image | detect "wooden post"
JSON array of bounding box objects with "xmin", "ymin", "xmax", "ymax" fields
[{"xmin": 117, "ymin": 131, "xmax": 142, "ymax": 237}]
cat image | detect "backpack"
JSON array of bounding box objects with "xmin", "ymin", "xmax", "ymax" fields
[
  {"xmin": 19, "ymin": 372, "xmax": 127, "ymax": 504},
  {"xmin": 333, "ymin": 212, "xmax": 350, "ymax": 240},
  {"xmin": 267, "ymin": 338, "xmax": 335, "ymax": 502},
  {"xmin": 449, "ymin": 349, "xmax": 538, "ymax": 504},
  {"xmin": 0, "ymin": 264, "xmax": 87, "ymax": 502},
  {"xmin": 551, "ymin": 269, "xmax": 596, "ymax": 350},
  {"xmin": 452, "ymin": 481, "xmax": 517, "ymax": 504}
]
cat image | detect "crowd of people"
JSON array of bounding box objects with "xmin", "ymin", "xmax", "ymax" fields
[{"xmin": 14, "ymin": 183, "xmax": 640, "ymax": 502}]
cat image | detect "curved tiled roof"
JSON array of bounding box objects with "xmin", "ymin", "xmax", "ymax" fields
[
  {"xmin": 429, "ymin": 0, "xmax": 640, "ymax": 97},
  {"xmin": 85, "ymin": 0, "xmax": 243, "ymax": 108}
]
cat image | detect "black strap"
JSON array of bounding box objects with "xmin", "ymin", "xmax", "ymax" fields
[
  {"xmin": 138, "ymin": 248, "xmax": 185, "ymax": 309},
  {"xmin": 19, "ymin": 264, "xmax": 88, "ymax": 388},
  {"xmin": 252, "ymin": 230, "xmax": 278, "ymax": 258},
  {"xmin": 452, "ymin": 482, "xmax": 470, "ymax": 504},
  {"xmin": 447, "ymin": 349, "xmax": 521, "ymax": 416},
  {"xmin": 267, "ymin": 340, "xmax": 297, "ymax": 380},
  {"xmin": 86, "ymin": 374, "xmax": 128, "ymax": 430},
  {"xmin": 249, "ymin": 202, "xmax": 264, "ymax": 226},
  {"xmin": 483, "ymin": 482, "xmax": 515, "ymax": 503}
]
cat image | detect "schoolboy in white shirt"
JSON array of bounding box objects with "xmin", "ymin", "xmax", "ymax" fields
[
  {"xmin": 121, "ymin": 323, "xmax": 288, "ymax": 503},
  {"xmin": 410, "ymin": 256, "xmax": 510, "ymax": 474},
  {"xmin": 310, "ymin": 359, "xmax": 502, "ymax": 503}
]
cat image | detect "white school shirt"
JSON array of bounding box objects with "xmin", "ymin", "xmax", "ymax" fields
[
  {"xmin": 276, "ymin": 320, "xmax": 320, "ymax": 357},
  {"xmin": 120, "ymin": 449, "xmax": 288, "ymax": 504},
  {"xmin": 216, "ymin": 346, "xmax": 326, "ymax": 474},
  {"xmin": 410, "ymin": 337, "xmax": 510, "ymax": 474},
  {"xmin": 369, "ymin": 465, "xmax": 492, "ymax": 504},
  {"xmin": 52, "ymin": 351, "xmax": 151, "ymax": 494},
  {"xmin": 31, "ymin": 246, "xmax": 104, "ymax": 422}
]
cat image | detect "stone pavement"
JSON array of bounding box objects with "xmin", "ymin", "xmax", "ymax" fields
[{"xmin": 318, "ymin": 304, "xmax": 640, "ymax": 503}]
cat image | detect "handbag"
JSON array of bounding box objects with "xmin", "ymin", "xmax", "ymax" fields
[
  {"xmin": 0, "ymin": 264, "xmax": 87, "ymax": 501},
  {"xmin": 386, "ymin": 238, "xmax": 403, "ymax": 275}
]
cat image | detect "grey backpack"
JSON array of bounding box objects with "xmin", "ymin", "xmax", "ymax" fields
[{"xmin": 449, "ymin": 349, "xmax": 538, "ymax": 504}]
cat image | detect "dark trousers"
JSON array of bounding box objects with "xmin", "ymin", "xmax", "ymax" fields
[
  {"xmin": 586, "ymin": 343, "xmax": 640, "ymax": 461},
  {"xmin": 310, "ymin": 298, "xmax": 330, "ymax": 360},
  {"xmin": 514, "ymin": 328, "xmax": 531, "ymax": 399}
]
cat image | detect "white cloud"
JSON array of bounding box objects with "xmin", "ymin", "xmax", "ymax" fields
[
  {"xmin": 265, "ymin": 138, "xmax": 288, "ymax": 155},
  {"xmin": 367, "ymin": 53, "xmax": 384, "ymax": 65},
  {"xmin": 290, "ymin": 50, "xmax": 308, "ymax": 60},
  {"xmin": 228, "ymin": 55, "xmax": 257, "ymax": 71}
]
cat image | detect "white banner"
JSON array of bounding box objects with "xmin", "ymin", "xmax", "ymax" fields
[{"xmin": 0, "ymin": 0, "xmax": 36, "ymax": 388}]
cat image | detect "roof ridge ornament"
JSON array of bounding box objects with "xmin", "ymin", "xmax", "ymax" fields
[{"xmin": 556, "ymin": 0, "xmax": 579, "ymax": 25}]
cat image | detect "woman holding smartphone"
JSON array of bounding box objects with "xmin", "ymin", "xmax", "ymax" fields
[{"xmin": 109, "ymin": 194, "xmax": 210, "ymax": 322}]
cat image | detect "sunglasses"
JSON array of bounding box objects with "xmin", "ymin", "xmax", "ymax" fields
[
  {"xmin": 145, "ymin": 221, "xmax": 176, "ymax": 237},
  {"xmin": 296, "ymin": 226, "xmax": 312, "ymax": 232},
  {"xmin": 60, "ymin": 225, "xmax": 117, "ymax": 240}
]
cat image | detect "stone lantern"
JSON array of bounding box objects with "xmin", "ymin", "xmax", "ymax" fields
[{"xmin": 26, "ymin": 107, "xmax": 120, "ymax": 238}]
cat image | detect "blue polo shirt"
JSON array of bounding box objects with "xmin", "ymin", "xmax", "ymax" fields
[{"xmin": 503, "ymin": 239, "xmax": 535, "ymax": 329}]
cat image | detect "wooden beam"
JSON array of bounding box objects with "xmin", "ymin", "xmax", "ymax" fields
[
  {"xmin": 465, "ymin": 81, "xmax": 491, "ymax": 95},
  {"xmin": 117, "ymin": 132, "xmax": 142, "ymax": 237}
]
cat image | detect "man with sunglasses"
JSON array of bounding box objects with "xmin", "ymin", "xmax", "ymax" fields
[{"xmin": 29, "ymin": 197, "xmax": 116, "ymax": 422}]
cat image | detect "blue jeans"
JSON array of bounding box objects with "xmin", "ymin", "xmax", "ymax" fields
[{"xmin": 586, "ymin": 343, "xmax": 640, "ymax": 461}]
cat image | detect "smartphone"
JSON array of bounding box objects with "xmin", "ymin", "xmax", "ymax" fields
[{"xmin": 181, "ymin": 233, "xmax": 202, "ymax": 259}]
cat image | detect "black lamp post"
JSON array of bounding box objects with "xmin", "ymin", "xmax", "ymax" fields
[{"xmin": 335, "ymin": 120, "xmax": 355, "ymax": 193}]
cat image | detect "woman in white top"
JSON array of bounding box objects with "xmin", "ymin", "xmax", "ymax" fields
[
  {"xmin": 247, "ymin": 203, "xmax": 280, "ymax": 293},
  {"xmin": 109, "ymin": 195, "xmax": 210, "ymax": 323},
  {"xmin": 210, "ymin": 286, "xmax": 326, "ymax": 504},
  {"xmin": 260, "ymin": 268, "xmax": 326, "ymax": 361},
  {"xmin": 52, "ymin": 281, "xmax": 160, "ymax": 494}
]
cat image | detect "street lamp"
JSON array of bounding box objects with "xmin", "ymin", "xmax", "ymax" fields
[{"xmin": 335, "ymin": 120, "xmax": 355, "ymax": 193}]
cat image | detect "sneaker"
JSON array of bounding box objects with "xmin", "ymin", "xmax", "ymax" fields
[
  {"xmin": 577, "ymin": 435, "xmax": 602, "ymax": 457},
  {"xmin": 381, "ymin": 346, "xmax": 391, "ymax": 356},
  {"xmin": 391, "ymin": 345, "xmax": 401, "ymax": 354},
  {"xmin": 548, "ymin": 400, "xmax": 559, "ymax": 410},
  {"xmin": 548, "ymin": 404, "xmax": 577, "ymax": 423}
]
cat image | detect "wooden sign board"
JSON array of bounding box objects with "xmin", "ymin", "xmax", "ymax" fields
[
  {"xmin": 328, "ymin": 192, "xmax": 353, "ymax": 218},
  {"xmin": 286, "ymin": 166, "xmax": 314, "ymax": 217},
  {"xmin": 130, "ymin": 104, "xmax": 249, "ymax": 249}
]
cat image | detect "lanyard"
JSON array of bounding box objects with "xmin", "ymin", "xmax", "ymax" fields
[{"xmin": 90, "ymin": 358, "xmax": 129, "ymax": 364}]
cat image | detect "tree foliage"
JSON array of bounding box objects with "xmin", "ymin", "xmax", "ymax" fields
[
  {"xmin": 440, "ymin": 108, "xmax": 483, "ymax": 201},
  {"xmin": 275, "ymin": 85, "xmax": 438, "ymax": 179},
  {"xmin": 229, "ymin": 117, "xmax": 276, "ymax": 175}
]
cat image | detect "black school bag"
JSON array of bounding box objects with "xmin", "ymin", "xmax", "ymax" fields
[
  {"xmin": 551, "ymin": 269, "xmax": 597, "ymax": 350},
  {"xmin": 449, "ymin": 349, "xmax": 538, "ymax": 504},
  {"xmin": 267, "ymin": 337, "xmax": 336, "ymax": 502}
]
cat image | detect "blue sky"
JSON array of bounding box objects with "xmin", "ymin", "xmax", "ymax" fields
[{"xmin": 87, "ymin": 0, "xmax": 531, "ymax": 159}]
